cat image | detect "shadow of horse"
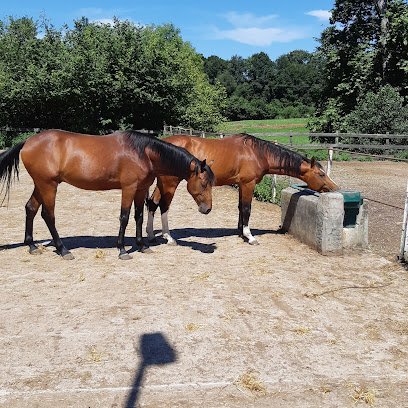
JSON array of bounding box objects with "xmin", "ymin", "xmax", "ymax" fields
[
  {"xmin": 0, "ymin": 227, "xmax": 283, "ymax": 255},
  {"xmin": 149, "ymin": 227, "xmax": 282, "ymax": 253},
  {"xmin": 126, "ymin": 332, "xmax": 177, "ymax": 408},
  {"xmin": 169, "ymin": 227, "xmax": 281, "ymax": 240}
]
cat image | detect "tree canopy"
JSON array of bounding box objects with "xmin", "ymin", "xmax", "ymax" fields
[
  {"xmin": 0, "ymin": 17, "xmax": 226, "ymax": 133},
  {"xmin": 203, "ymin": 50, "xmax": 320, "ymax": 121},
  {"xmin": 309, "ymin": 0, "xmax": 408, "ymax": 133}
]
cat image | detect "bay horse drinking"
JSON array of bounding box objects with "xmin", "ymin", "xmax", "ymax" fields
[
  {"xmin": 0, "ymin": 130, "xmax": 215, "ymax": 260},
  {"xmin": 146, "ymin": 133, "xmax": 338, "ymax": 245}
]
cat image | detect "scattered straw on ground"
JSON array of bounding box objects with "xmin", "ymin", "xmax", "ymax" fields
[
  {"xmin": 351, "ymin": 386, "xmax": 376, "ymax": 405},
  {"xmin": 234, "ymin": 370, "xmax": 267, "ymax": 395}
]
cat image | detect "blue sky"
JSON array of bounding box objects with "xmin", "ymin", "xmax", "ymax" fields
[{"xmin": 1, "ymin": 0, "xmax": 334, "ymax": 60}]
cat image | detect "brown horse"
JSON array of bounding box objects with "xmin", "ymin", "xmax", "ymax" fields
[
  {"xmin": 0, "ymin": 129, "xmax": 214, "ymax": 260},
  {"xmin": 146, "ymin": 133, "xmax": 338, "ymax": 245}
]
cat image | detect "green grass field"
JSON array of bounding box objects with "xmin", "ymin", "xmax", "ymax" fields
[
  {"xmin": 217, "ymin": 118, "xmax": 311, "ymax": 146},
  {"xmin": 216, "ymin": 118, "xmax": 354, "ymax": 161},
  {"xmin": 217, "ymin": 118, "xmax": 308, "ymax": 135}
]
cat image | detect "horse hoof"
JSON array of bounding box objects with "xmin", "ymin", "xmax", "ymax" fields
[
  {"xmin": 249, "ymin": 239, "xmax": 259, "ymax": 246},
  {"xmin": 29, "ymin": 247, "xmax": 42, "ymax": 255},
  {"xmin": 119, "ymin": 253, "xmax": 132, "ymax": 260},
  {"xmin": 140, "ymin": 246, "xmax": 154, "ymax": 254},
  {"xmin": 166, "ymin": 240, "xmax": 177, "ymax": 246},
  {"xmin": 62, "ymin": 252, "xmax": 75, "ymax": 260}
]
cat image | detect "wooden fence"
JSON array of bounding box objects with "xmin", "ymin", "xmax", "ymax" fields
[{"xmin": 163, "ymin": 126, "xmax": 408, "ymax": 163}]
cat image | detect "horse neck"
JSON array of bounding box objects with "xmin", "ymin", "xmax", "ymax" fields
[
  {"xmin": 264, "ymin": 146, "xmax": 305, "ymax": 178},
  {"xmin": 145, "ymin": 148, "xmax": 191, "ymax": 179}
]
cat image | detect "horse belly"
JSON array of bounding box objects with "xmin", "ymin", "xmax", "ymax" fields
[{"xmin": 60, "ymin": 158, "xmax": 122, "ymax": 191}]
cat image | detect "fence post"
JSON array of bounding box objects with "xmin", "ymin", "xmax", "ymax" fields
[
  {"xmin": 201, "ymin": 131, "xmax": 205, "ymax": 138},
  {"xmin": 189, "ymin": 128, "xmax": 193, "ymax": 136},
  {"xmin": 335, "ymin": 131, "xmax": 339, "ymax": 146},
  {"xmin": 385, "ymin": 131, "xmax": 390, "ymax": 155},
  {"xmin": 327, "ymin": 147, "xmax": 334, "ymax": 176},
  {"xmin": 399, "ymin": 180, "xmax": 408, "ymax": 263},
  {"xmin": 271, "ymin": 174, "xmax": 277, "ymax": 204},
  {"xmin": 169, "ymin": 125, "xmax": 173, "ymax": 135},
  {"xmin": 289, "ymin": 132, "xmax": 293, "ymax": 146}
]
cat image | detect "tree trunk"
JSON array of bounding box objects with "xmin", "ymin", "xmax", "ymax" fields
[{"xmin": 374, "ymin": 0, "xmax": 390, "ymax": 81}]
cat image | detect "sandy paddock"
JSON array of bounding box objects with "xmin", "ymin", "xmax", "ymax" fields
[{"xmin": 0, "ymin": 161, "xmax": 407, "ymax": 407}]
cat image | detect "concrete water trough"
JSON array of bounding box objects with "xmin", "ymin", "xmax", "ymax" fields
[{"xmin": 280, "ymin": 184, "xmax": 368, "ymax": 255}]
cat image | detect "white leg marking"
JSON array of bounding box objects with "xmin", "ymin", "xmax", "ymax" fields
[
  {"xmin": 161, "ymin": 211, "xmax": 176, "ymax": 245},
  {"xmin": 243, "ymin": 225, "xmax": 258, "ymax": 245},
  {"xmin": 146, "ymin": 211, "xmax": 155, "ymax": 241}
]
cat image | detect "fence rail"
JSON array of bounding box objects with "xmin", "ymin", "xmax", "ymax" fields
[{"xmin": 163, "ymin": 126, "xmax": 408, "ymax": 152}]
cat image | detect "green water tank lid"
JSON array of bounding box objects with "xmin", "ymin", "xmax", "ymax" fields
[
  {"xmin": 338, "ymin": 190, "xmax": 361, "ymax": 204},
  {"xmin": 290, "ymin": 184, "xmax": 362, "ymax": 203}
]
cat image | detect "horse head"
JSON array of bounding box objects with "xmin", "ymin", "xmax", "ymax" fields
[
  {"xmin": 186, "ymin": 159, "xmax": 215, "ymax": 214},
  {"xmin": 300, "ymin": 158, "xmax": 339, "ymax": 192}
]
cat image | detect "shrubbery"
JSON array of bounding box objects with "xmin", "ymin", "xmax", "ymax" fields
[{"xmin": 0, "ymin": 17, "xmax": 226, "ymax": 141}]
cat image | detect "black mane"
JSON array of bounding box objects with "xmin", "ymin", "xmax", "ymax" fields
[
  {"xmin": 120, "ymin": 130, "xmax": 215, "ymax": 183},
  {"xmin": 241, "ymin": 133, "xmax": 317, "ymax": 176}
]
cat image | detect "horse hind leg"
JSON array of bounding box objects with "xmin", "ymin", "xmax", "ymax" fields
[
  {"xmin": 135, "ymin": 193, "xmax": 153, "ymax": 254},
  {"xmin": 24, "ymin": 188, "xmax": 42, "ymax": 254},
  {"xmin": 39, "ymin": 181, "xmax": 74, "ymax": 260}
]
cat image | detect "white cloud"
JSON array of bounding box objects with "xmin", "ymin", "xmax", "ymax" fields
[
  {"xmin": 75, "ymin": 7, "xmax": 140, "ymax": 26},
  {"xmin": 305, "ymin": 10, "xmax": 331, "ymax": 21},
  {"xmin": 214, "ymin": 26, "xmax": 307, "ymax": 46},
  {"xmin": 224, "ymin": 11, "xmax": 278, "ymax": 28},
  {"xmin": 212, "ymin": 11, "xmax": 308, "ymax": 46},
  {"xmin": 91, "ymin": 18, "xmax": 115, "ymax": 25}
]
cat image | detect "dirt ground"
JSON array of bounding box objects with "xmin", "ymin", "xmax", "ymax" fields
[
  {"xmin": 330, "ymin": 161, "xmax": 408, "ymax": 261},
  {"xmin": 0, "ymin": 161, "xmax": 407, "ymax": 407}
]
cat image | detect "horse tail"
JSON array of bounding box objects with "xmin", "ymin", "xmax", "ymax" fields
[{"xmin": 0, "ymin": 141, "xmax": 26, "ymax": 205}]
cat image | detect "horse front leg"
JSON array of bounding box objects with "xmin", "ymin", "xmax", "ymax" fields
[
  {"xmin": 238, "ymin": 189, "xmax": 243, "ymax": 237},
  {"xmin": 146, "ymin": 186, "xmax": 160, "ymax": 242},
  {"xmin": 147, "ymin": 176, "xmax": 180, "ymax": 245},
  {"xmin": 239, "ymin": 182, "xmax": 259, "ymax": 245}
]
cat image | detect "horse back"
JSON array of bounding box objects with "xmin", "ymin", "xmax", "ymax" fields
[
  {"xmin": 163, "ymin": 134, "xmax": 263, "ymax": 185},
  {"xmin": 21, "ymin": 130, "xmax": 148, "ymax": 190}
]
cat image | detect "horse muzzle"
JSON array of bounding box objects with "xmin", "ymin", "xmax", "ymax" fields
[{"xmin": 198, "ymin": 204, "xmax": 212, "ymax": 214}]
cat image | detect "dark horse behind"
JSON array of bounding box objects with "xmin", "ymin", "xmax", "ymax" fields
[
  {"xmin": 147, "ymin": 133, "xmax": 338, "ymax": 245},
  {"xmin": 0, "ymin": 130, "xmax": 215, "ymax": 260}
]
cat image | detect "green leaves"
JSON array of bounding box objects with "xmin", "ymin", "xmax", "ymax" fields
[
  {"xmin": 0, "ymin": 17, "xmax": 226, "ymax": 135},
  {"xmin": 311, "ymin": 0, "xmax": 408, "ymax": 133}
]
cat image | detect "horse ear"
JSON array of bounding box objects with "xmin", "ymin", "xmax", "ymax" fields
[
  {"xmin": 200, "ymin": 159, "xmax": 207, "ymax": 173},
  {"xmin": 190, "ymin": 160, "xmax": 199, "ymax": 174},
  {"xmin": 310, "ymin": 157, "xmax": 316, "ymax": 168}
]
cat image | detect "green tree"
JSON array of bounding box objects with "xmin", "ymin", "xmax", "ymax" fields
[
  {"xmin": 273, "ymin": 50, "xmax": 323, "ymax": 107},
  {"xmin": 311, "ymin": 0, "xmax": 408, "ymax": 132},
  {"xmin": 345, "ymin": 84, "xmax": 408, "ymax": 134},
  {"xmin": 0, "ymin": 17, "xmax": 226, "ymax": 136}
]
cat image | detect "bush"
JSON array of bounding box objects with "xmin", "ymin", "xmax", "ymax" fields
[
  {"xmin": 344, "ymin": 85, "xmax": 408, "ymax": 134},
  {"xmin": 254, "ymin": 176, "xmax": 290, "ymax": 205}
]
